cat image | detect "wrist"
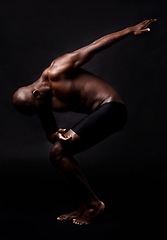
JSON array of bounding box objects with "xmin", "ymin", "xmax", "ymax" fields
[{"xmin": 126, "ymin": 27, "xmax": 134, "ymax": 35}]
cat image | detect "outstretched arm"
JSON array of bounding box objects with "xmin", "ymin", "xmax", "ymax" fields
[
  {"xmin": 48, "ymin": 19, "xmax": 156, "ymax": 78},
  {"xmin": 72, "ymin": 19, "xmax": 157, "ymax": 66}
]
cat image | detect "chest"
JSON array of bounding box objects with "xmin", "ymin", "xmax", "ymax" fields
[{"xmin": 50, "ymin": 79, "xmax": 78, "ymax": 111}]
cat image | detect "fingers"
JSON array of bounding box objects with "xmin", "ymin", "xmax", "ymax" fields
[
  {"xmin": 134, "ymin": 27, "xmax": 150, "ymax": 35},
  {"xmin": 143, "ymin": 19, "xmax": 157, "ymax": 24},
  {"xmin": 58, "ymin": 133, "xmax": 72, "ymax": 141},
  {"xmin": 146, "ymin": 18, "xmax": 157, "ymax": 23},
  {"xmin": 60, "ymin": 136, "xmax": 72, "ymax": 141},
  {"xmin": 63, "ymin": 135, "xmax": 72, "ymax": 141},
  {"xmin": 58, "ymin": 128, "xmax": 66, "ymax": 133},
  {"xmin": 141, "ymin": 28, "xmax": 150, "ymax": 32},
  {"xmin": 143, "ymin": 18, "xmax": 157, "ymax": 27},
  {"xmin": 57, "ymin": 129, "xmax": 72, "ymax": 141}
]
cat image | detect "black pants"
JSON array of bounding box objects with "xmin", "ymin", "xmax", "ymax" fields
[{"xmin": 71, "ymin": 102, "xmax": 127, "ymax": 149}]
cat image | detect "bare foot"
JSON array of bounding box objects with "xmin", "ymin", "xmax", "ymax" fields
[
  {"xmin": 73, "ymin": 201, "xmax": 105, "ymax": 225},
  {"xmin": 57, "ymin": 210, "xmax": 83, "ymax": 221}
]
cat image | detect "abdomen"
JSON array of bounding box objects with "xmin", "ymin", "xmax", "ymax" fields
[{"xmin": 71, "ymin": 69, "xmax": 125, "ymax": 112}]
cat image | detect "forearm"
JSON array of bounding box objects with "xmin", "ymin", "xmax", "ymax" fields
[
  {"xmin": 37, "ymin": 109, "xmax": 59, "ymax": 143},
  {"xmin": 72, "ymin": 27, "xmax": 133, "ymax": 67},
  {"xmin": 91, "ymin": 27, "xmax": 133, "ymax": 52},
  {"xmin": 47, "ymin": 132, "xmax": 58, "ymax": 144},
  {"xmin": 53, "ymin": 19, "xmax": 156, "ymax": 73},
  {"xmin": 90, "ymin": 18, "xmax": 157, "ymax": 53}
]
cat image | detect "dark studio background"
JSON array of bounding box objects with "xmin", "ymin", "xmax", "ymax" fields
[{"xmin": 0, "ymin": 0, "xmax": 167, "ymax": 239}]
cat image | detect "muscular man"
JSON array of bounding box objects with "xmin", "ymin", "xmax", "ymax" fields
[{"xmin": 12, "ymin": 19, "xmax": 156, "ymax": 225}]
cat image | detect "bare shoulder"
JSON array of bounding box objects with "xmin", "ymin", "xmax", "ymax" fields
[
  {"xmin": 41, "ymin": 67, "xmax": 50, "ymax": 80},
  {"xmin": 47, "ymin": 53, "xmax": 78, "ymax": 81}
]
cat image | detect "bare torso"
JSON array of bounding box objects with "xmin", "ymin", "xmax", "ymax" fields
[{"xmin": 46, "ymin": 65, "xmax": 125, "ymax": 114}]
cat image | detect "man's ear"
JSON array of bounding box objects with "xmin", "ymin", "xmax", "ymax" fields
[{"xmin": 32, "ymin": 89, "xmax": 40, "ymax": 98}]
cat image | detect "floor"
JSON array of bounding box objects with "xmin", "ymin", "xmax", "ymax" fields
[{"xmin": 1, "ymin": 160, "xmax": 167, "ymax": 239}]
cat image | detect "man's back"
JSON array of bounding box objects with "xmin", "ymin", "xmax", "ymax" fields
[{"xmin": 44, "ymin": 61, "xmax": 124, "ymax": 113}]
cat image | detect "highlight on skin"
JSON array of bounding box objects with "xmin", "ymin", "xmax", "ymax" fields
[{"xmin": 12, "ymin": 86, "xmax": 37, "ymax": 116}]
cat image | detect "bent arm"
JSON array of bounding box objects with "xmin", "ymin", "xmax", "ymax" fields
[{"xmin": 37, "ymin": 109, "xmax": 59, "ymax": 143}]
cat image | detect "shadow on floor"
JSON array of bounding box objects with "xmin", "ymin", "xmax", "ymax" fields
[{"xmin": 1, "ymin": 163, "xmax": 167, "ymax": 239}]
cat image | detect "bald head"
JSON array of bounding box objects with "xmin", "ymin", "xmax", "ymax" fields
[{"xmin": 12, "ymin": 86, "xmax": 37, "ymax": 116}]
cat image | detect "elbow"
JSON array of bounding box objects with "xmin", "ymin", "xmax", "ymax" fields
[
  {"xmin": 48, "ymin": 138, "xmax": 55, "ymax": 144},
  {"xmin": 70, "ymin": 51, "xmax": 80, "ymax": 63},
  {"xmin": 47, "ymin": 133, "xmax": 57, "ymax": 144}
]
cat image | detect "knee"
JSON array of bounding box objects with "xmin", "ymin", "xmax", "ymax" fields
[{"xmin": 50, "ymin": 141, "xmax": 64, "ymax": 164}]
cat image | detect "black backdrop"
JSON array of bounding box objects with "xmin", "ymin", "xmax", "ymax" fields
[{"xmin": 1, "ymin": 0, "xmax": 167, "ymax": 239}]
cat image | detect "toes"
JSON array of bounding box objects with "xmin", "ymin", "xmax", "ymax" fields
[
  {"xmin": 57, "ymin": 211, "xmax": 78, "ymax": 221},
  {"xmin": 66, "ymin": 215, "xmax": 75, "ymax": 220},
  {"xmin": 57, "ymin": 217, "xmax": 62, "ymax": 221},
  {"xmin": 57, "ymin": 215, "xmax": 72, "ymax": 221},
  {"xmin": 57, "ymin": 215, "xmax": 69, "ymax": 221},
  {"xmin": 73, "ymin": 219, "xmax": 77, "ymax": 224},
  {"xmin": 73, "ymin": 219, "xmax": 80, "ymax": 225},
  {"xmin": 73, "ymin": 218, "xmax": 88, "ymax": 225}
]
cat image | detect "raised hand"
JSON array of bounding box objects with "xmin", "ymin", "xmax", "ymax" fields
[{"xmin": 131, "ymin": 19, "xmax": 157, "ymax": 35}]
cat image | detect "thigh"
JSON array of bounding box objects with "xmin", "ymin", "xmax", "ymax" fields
[
  {"xmin": 62, "ymin": 102, "xmax": 127, "ymax": 155},
  {"xmin": 72, "ymin": 102, "xmax": 127, "ymax": 144}
]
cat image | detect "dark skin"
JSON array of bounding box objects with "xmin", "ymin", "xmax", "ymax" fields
[{"xmin": 12, "ymin": 19, "xmax": 156, "ymax": 225}]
